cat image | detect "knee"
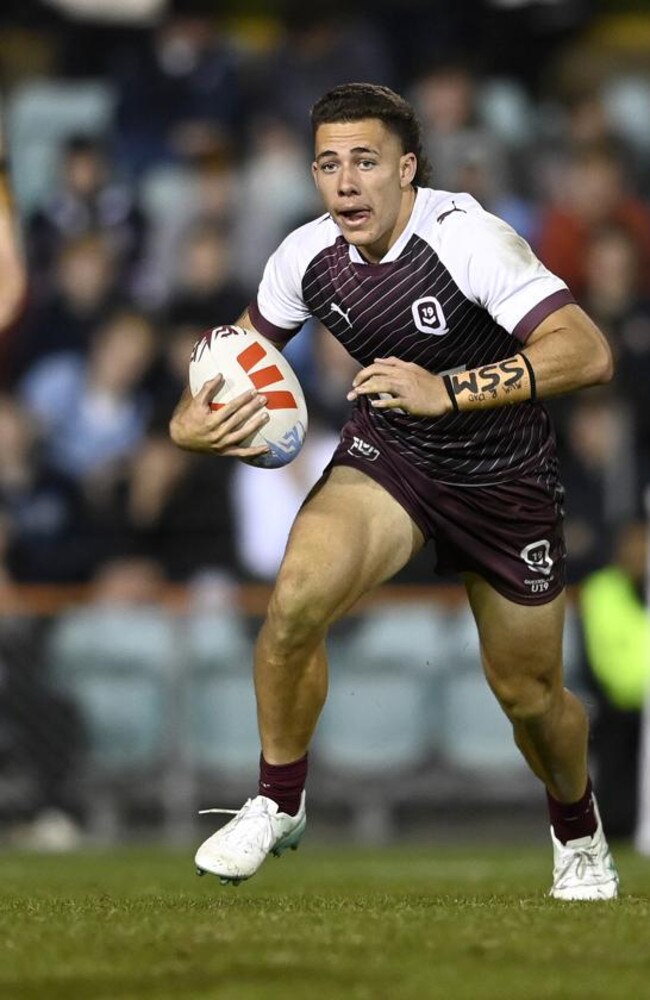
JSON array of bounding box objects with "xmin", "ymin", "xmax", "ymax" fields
[
  {"xmin": 264, "ymin": 568, "xmax": 330, "ymax": 654},
  {"xmin": 488, "ymin": 667, "xmax": 559, "ymax": 723}
]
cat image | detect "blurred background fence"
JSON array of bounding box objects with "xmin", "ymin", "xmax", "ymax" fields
[
  {"xmin": 0, "ymin": 580, "xmax": 587, "ymax": 848},
  {"xmin": 0, "ymin": 0, "xmax": 648, "ymax": 848}
]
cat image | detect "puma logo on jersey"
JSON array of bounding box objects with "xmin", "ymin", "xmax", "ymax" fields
[
  {"xmin": 436, "ymin": 201, "xmax": 467, "ymax": 224},
  {"xmin": 330, "ymin": 302, "xmax": 352, "ymax": 327}
]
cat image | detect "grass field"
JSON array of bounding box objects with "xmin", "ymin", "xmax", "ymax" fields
[{"xmin": 1, "ymin": 844, "xmax": 650, "ymax": 999}]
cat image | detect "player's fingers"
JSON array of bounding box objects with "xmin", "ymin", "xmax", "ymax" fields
[
  {"xmin": 197, "ymin": 374, "xmax": 224, "ymax": 405},
  {"xmin": 208, "ymin": 394, "xmax": 267, "ymax": 434},
  {"xmin": 209, "ymin": 387, "xmax": 262, "ymax": 423},
  {"xmin": 219, "ymin": 444, "xmax": 270, "ymax": 458},
  {"xmin": 348, "ymin": 376, "xmax": 394, "ymax": 399},
  {"xmin": 369, "ymin": 395, "xmax": 405, "ymax": 410},
  {"xmin": 351, "ymin": 362, "xmax": 394, "ymax": 388},
  {"xmin": 212, "ymin": 409, "xmax": 270, "ymax": 447}
]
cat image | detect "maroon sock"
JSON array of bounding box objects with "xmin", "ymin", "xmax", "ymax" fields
[
  {"xmin": 547, "ymin": 777, "xmax": 598, "ymax": 844},
  {"xmin": 258, "ymin": 753, "xmax": 308, "ymax": 816}
]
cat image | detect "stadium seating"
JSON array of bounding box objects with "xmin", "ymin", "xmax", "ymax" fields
[
  {"xmin": 316, "ymin": 604, "xmax": 450, "ymax": 772},
  {"xmin": 184, "ymin": 611, "xmax": 259, "ymax": 789},
  {"xmin": 48, "ymin": 606, "xmax": 177, "ymax": 838},
  {"xmin": 603, "ymin": 75, "xmax": 650, "ymax": 153},
  {"xmin": 313, "ymin": 605, "xmax": 450, "ymax": 841},
  {"xmin": 7, "ymin": 80, "xmax": 116, "ymax": 211}
]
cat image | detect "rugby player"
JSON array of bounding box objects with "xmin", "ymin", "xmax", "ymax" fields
[{"xmin": 170, "ymin": 84, "xmax": 618, "ymax": 900}]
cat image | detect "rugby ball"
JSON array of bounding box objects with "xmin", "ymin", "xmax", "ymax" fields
[{"xmin": 189, "ymin": 325, "xmax": 308, "ymax": 468}]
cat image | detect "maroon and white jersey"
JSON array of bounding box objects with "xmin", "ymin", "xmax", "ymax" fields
[{"xmin": 249, "ymin": 187, "xmax": 574, "ymax": 485}]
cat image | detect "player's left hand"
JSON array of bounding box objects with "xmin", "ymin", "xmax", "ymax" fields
[{"xmin": 347, "ymin": 357, "xmax": 452, "ymax": 417}]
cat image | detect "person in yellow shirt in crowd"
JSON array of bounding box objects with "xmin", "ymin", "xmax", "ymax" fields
[{"xmin": 580, "ymin": 521, "xmax": 650, "ymax": 839}]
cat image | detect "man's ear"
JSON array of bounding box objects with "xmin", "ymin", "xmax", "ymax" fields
[
  {"xmin": 311, "ymin": 161, "xmax": 320, "ymax": 189},
  {"xmin": 400, "ymin": 152, "xmax": 417, "ymax": 188}
]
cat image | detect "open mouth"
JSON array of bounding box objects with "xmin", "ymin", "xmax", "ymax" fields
[{"xmin": 338, "ymin": 208, "xmax": 371, "ymax": 227}]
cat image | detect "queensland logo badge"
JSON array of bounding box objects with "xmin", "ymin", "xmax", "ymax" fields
[
  {"xmin": 412, "ymin": 296, "xmax": 448, "ymax": 336},
  {"xmin": 520, "ymin": 539, "xmax": 553, "ymax": 577}
]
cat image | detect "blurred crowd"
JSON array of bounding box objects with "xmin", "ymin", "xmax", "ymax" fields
[{"xmin": 0, "ymin": 1, "xmax": 647, "ymax": 590}]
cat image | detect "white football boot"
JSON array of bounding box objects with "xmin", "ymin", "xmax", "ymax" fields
[
  {"xmin": 194, "ymin": 792, "xmax": 306, "ymax": 885},
  {"xmin": 550, "ymin": 798, "xmax": 619, "ymax": 901}
]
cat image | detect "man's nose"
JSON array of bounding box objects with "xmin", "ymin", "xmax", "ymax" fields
[{"xmin": 338, "ymin": 166, "xmax": 359, "ymax": 196}]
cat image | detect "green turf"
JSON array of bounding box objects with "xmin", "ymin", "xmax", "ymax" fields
[{"xmin": 1, "ymin": 844, "xmax": 649, "ymax": 999}]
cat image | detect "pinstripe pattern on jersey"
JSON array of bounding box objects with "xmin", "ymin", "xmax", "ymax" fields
[{"xmin": 302, "ymin": 233, "xmax": 555, "ymax": 484}]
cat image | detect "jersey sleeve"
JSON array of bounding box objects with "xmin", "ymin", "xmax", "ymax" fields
[
  {"xmin": 442, "ymin": 209, "xmax": 575, "ymax": 343},
  {"xmin": 249, "ymin": 233, "xmax": 312, "ymax": 347}
]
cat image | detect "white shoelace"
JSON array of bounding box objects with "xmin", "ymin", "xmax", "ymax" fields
[
  {"xmin": 197, "ymin": 798, "xmax": 277, "ymax": 852},
  {"xmin": 556, "ymin": 840, "xmax": 605, "ymax": 885},
  {"xmin": 198, "ymin": 807, "xmax": 239, "ymax": 816}
]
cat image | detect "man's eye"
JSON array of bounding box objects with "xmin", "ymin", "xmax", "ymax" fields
[
  {"xmin": 321, "ymin": 162, "xmax": 337, "ymax": 173},
  {"xmin": 359, "ymin": 160, "xmax": 376, "ymax": 169}
]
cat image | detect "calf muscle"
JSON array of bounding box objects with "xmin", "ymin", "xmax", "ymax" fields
[{"xmin": 465, "ymin": 574, "xmax": 589, "ymax": 802}]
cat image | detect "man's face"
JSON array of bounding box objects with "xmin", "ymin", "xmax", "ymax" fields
[{"xmin": 312, "ymin": 119, "xmax": 416, "ymax": 262}]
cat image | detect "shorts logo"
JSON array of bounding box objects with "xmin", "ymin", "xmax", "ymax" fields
[
  {"xmin": 348, "ymin": 436, "xmax": 380, "ymax": 462},
  {"xmin": 520, "ymin": 539, "xmax": 553, "ymax": 577},
  {"xmin": 412, "ymin": 296, "xmax": 448, "ymax": 336}
]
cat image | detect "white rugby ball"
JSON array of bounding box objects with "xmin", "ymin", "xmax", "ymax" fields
[{"xmin": 189, "ymin": 324, "xmax": 308, "ymax": 468}]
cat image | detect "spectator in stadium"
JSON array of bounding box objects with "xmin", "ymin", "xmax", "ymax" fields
[
  {"xmin": 0, "ymin": 396, "xmax": 94, "ymax": 582},
  {"xmin": 110, "ymin": 13, "xmax": 242, "ymax": 176},
  {"xmin": 0, "ymin": 593, "xmax": 86, "ymax": 848},
  {"xmin": 536, "ymin": 144, "xmax": 650, "ymax": 299},
  {"xmin": 147, "ymin": 320, "xmax": 201, "ymax": 432},
  {"xmin": 559, "ymin": 394, "xmax": 637, "ymax": 582},
  {"xmin": 580, "ymin": 521, "xmax": 650, "ymax": 839},
  {"xmin": 171, "ymin": 83, "xmax": 619, "ymax": 900},
  {"xmin": 252, "ymin": 9, "xmax": 393, "ymax": 140},
  {"xmin": 165, "ymin": 222, "xmax": 248, "ymax": 328},
  {"xmin": 27, "ymin": 135, "xmax": 147, "ymax": 291},
  {"xmin": 580, "ymin": 225, "xmax": 650, "ymax": 468},
  {"xmin": 233, "ymin": 118, "xmax": 320, "ymax": 290},
  {"xmin": 115, "ymin": 432, "xmax": 238, "ymax": 581},
  {"xmin": 19, "ymin": 308, "xmax": 155, "ymax": 486},
  {"xmin": 11, "ymin": 232, "xmax": 120, "ymax": 378},
  {"xmin": 411, "ymin": 62, "xmax": 510, "ymax": 199}
]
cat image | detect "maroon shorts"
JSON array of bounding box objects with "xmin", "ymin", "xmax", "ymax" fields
[{"xmin": 326, "ymin": 411, "xmax": 566, "ymax": 606}]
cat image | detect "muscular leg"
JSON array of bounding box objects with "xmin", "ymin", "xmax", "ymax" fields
[
  {"xmin": 256, "ymin": 466, "xmax": 424, "ymax": 764},
  {"xmin": 464, "ymin": 573, "xmax": 589, "ymax": 803}
]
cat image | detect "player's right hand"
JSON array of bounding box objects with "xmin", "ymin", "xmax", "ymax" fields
[{"xmin": 169, "ymin": 375, "xmax": 271, "ymax": 458}]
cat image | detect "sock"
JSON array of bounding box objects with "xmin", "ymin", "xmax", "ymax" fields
[
  {"xmin": 258, "ymin": 752, "xmax": 308, "ymax": 816},
  {"xmin": 547, "ymin": 777, "xmax": 598, "ymax": 844}
]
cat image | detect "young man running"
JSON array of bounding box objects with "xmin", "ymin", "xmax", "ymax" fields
[{"xmin": 170, "ymin": 83, "xmax": 618, "ymax": 900}]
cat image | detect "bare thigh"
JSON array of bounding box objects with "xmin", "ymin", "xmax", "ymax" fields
[
  {"xmin": 464, "ymin": 572, "xmax": 565, "ymax": 715},
  {"xmin": 271, "ymin": 465, "xmax": 424, "ymax": 629}
]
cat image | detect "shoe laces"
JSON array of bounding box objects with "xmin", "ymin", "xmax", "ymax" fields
[
  {"xmin": 198, "ymin": 798, "xmax": 276, "ymax": 852},
  {"xmin": 556, "ymin": 836, "xmax": 603, "ymax": 884}
]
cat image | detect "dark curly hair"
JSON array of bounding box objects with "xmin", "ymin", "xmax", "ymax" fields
[{"xmin": 311, "ymin": 82, "xmax": 432, "ymax": 187}]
